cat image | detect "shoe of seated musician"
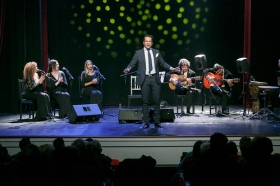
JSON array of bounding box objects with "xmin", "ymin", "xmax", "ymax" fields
[
  {"xmin": 222, "ymin": 109, "xmax": 229, "ymax": 115},
  {"xmin": 187, "ymin": 109, "xmax": 192, "ymax": 114}
]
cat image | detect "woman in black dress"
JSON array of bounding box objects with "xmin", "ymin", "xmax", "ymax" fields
[
  {"xmin": 46, "ymin": 59, "xmax": 71, "ymax": 118},
  {"xmin": 23, "ymin": 61, "xmax": 51, "ymax": 121},
  {"xmin": 81, "ymin": 60, "xmax": 103, "ymax": 111}
]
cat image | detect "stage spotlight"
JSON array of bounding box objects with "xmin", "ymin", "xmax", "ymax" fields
[{"xmin": 194, "ymin": 54, "xmax": 207, "ymax": 70}]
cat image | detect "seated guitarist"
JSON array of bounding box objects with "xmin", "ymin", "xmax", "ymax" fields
[
  {"xmin": 203, "ymin": 63, "xmax": 233, "ymax": 115},
  {"xmin": 166, "ymin": 58, "xmax": 196, "ymax": 114}
]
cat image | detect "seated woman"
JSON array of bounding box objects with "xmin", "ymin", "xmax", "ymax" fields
[
  {"xmin": 80, "ymin": 60, "xmax": 103, "ymax": 111},
  {"xmin": 23, "ymin": 61, "xmax": 51, "ymax": 121},
  {"xmin": 46, "ymin": 59, "xmax": 71, "ymax": 118}
]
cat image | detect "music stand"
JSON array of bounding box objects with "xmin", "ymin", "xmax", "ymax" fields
[{"xmin": 249, "ymin": 86, "xmax": 280, "ymax": 120}]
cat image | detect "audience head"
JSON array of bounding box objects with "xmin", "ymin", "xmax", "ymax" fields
[
  {"xmin": 19, "ymin": 137, "xmax": 31, "ymax": 151},
  {"xmin": 210, "ymin": 132, "xmax": 228, "ymax": 155},
  {"xmin": 72, "ymin": 138, "xmax": 86, "ymax": 155},
  {"xmin": 192, "ymin": 140, "xmax": 203, "ymax": 158},
  {"xmin": 227, "ymin": 141, "xmax": 238, "ymax": 155},
  {"xmin": 251, "ymin": 136, "xmax": 273, "ymax": 158},
  {"xmin": 53, "ymin": 137, "xmax": 65, "ymax": 150},
  {"xmin": 239, "ymin": 136, "xmax": 252, "ymax": 158}
]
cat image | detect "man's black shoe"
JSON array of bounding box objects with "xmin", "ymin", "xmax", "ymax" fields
[
  {"xmin": 142, "ymin": 123, "xmax": 150, "ymax": 129},
  {"xmin": 187, "ymin": 109, "xmax": 192, "ymax": 114},
  {"xmin": 154, "ymin": 123, "xmax": 163, "ymax": 128},
  {"xmin": 222, "ymin": 109, "xmax": 229, "ymax": 115}
]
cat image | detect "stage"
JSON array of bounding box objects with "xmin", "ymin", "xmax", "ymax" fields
[{"xmin": 1, "ymin": 105, "xmax": 280, "ymax": 166}]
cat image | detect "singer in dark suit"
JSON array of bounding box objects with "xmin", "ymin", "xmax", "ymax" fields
[
  {"xmin": 46, "ymin": 59, "xmax": 72, "ymax": 118},
  {"xmin": 123, "ymin": 34, "xmax": 177, "ymax": 129}
]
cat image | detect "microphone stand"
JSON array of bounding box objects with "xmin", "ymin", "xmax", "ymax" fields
[{"xmin": 95, "ymin": 68, "xmax": 116, "ymax": 117}]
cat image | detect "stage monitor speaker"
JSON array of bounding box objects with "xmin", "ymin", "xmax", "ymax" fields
[
  {"xmin": 149, "ymin": 108, "xmax": 175, "ymax": 122},
  {"xmin": 118, "ymin": 109, "xmax": 143, "ymax": 124},
  {"xmin": 194, "ymin": 54, "xmax": 207, "ymax": 70},
  {"xmin": 236, "ymin": 57, "xmax": 249, "ymax": 73},
  {"xmin": 69, "ymin": 104, "xmax": 102, "ymax": 123}
]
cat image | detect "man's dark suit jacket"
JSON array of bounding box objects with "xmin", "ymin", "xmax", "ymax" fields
[{"xmin": 127, "ymin": 48, "xmax": 172, "ymax": 86}]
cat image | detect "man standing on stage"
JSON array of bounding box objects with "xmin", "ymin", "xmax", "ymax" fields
[{"xmin": 123, "ymin": 34, "xmax": 177, "ymax": 129}]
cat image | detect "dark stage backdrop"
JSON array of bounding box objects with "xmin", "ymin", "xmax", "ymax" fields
[{"xmin": 1, "ymin": 0, "xmax": 280, "ymax": 113}]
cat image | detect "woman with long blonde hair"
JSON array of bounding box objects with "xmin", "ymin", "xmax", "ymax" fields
[
  {"xmin": 80, "ymin": 60, "xmax": 102, "ymax": 111},
  {"xmin": 23, "ymin": 61, "xmax": 51, "ymax": 121}
]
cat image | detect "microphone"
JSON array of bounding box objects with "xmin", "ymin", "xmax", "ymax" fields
[
  {"xmin": 37, "ymin": 69, "xmax": 45, "ymax": 74},
  {"xmin": 93, "ymin": 65, "xmax": 98, "ymax": 69},
  {"xmin": 62, "ymin": 67, "xmax": 74, "ymax": 80},
  {"xmin": 250, "ymin": 75, "xmax": 255, "ymax": 81}
]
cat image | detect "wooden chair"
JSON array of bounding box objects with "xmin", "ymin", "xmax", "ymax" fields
[
  {"xmin": 18, "ymin": 79, "xmax": 34, "ymax": 120},
  {"xmin": 127, "ymin": 75, "xmax": 141, "ymax": 108}
]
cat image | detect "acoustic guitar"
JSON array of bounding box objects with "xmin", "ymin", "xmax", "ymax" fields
[
  {"xmin": 169, "ymin": 74, "xmax": 202, "ymax": 90},
  {"xmin": 203, "ymin": 72, "xmax": 240, "ymax": 89}
]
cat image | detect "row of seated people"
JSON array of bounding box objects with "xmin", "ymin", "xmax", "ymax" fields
[
  {"xmin": 0, "ymin": 137, "xmax": 159, "ymax": 186},
  {"xmin": 23, "ymin": 59, "xmax": 102, "ymax": 121},
  {"xmin": 170, "ymin": 133, "xmax": 280, "ymax": 186}
]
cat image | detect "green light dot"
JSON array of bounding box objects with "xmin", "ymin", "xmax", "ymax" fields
[
  {"xmin": 126, "ymin": 39, "xmax": 132, "ymax": 44},
  {"xmin": 89, "ymin": 0, "xmax": 93, "ymax": 4},
  {"xmin": 137, "ymin": 4, "xmax": 142, "ymax": 9},
  {"xmin": 96, "ymin": 37, "xmax": 101, "ymax": 42},
  {"xmin": 86, "ymin": 33, "xmax": 90, "ymax": 37},
  {"xmin": 86, "ymin": 43, "xmax": 90, "ymax": 48},
  {"xmin": 80, "ymin": 4, "xmax": 85, "ymax": 9},
  {"xmin": 118, "ymin": 26, "xmax": 123, "ymax": 31},
  {"xmin": 135, "ymin": 38, "xmax": 140, "ymax": 44},
  {"xmin": 111, "ymin": 51, "xmax": 118, "ymax": 58},
  {"xmin": 165, "ymin": 5, "xmax": 171, "ymax": 11},
  {"xmin": 138, "ymin": 30, "xmax": 143, "ymax": 35},
  {"xmin": 137, "ymin": 21, "xmax": 142, "ymax": 26},
  {"xmin": 127, "ymin": 17, "xmax": 132, "ymax": 22},
  {"xmin": 177, "ymin": 13, "xmax": 182, "ymax": 18},
  {"xmin": 105, "ymin": 6, "xmax": 110, "ymax": 11},
  {"xmin": 195, "ymin": 34, "xmax": 199, "ymax": 39},
  {"xmin": 153, "ymin": 15, "xmax": 158, "ymax": 21},
  {"xmin": 155, "ymin": 4, "xmax": 161, "ymax": 9},
  {"xmin": 129, "ymin": 7, "xmax": 135, "ymax": 12},
  {"xmin": 183, "ymin": 31, "xmax": 188, "ymax": 36},
  {"xmin": 130, "ymin": 30, "xmax": 134, "ymax": 34},
  {"xmin": 70, "ymin": 20, "xmax": 75, "ymax": 25},
  {"xmin": 158, "ymin": 25, "xmax": 163, "ymax": 30},
  {"xmin": 190, "ymin": 1, "xmax": 194, "ymax": 6},
  {"xmin": 164, "ymin": 0, "xmax": 169, "ymax": 3},
  {"xmin": 179, "ymin": 7, "xmax": 184, "ymax": 12},
  {"xmin": 177, "ymin": 0, "xmax": 182, "ymax": 3},
  {"xmin": 120, "ymin": 6, "xmax": 125, "ymax": 11},
  {"xmin": 177, "ymin": 40, "xmax": 183, "ymax": 45},
  {"xmin": 195, "ymin": 14, "xmax": 200, "ymax": 19},
  {"xmin": 163, "ymin": 30, "xmax": 168, "ymax": 35},
  {"xmin": 126, "ymin": 52, "xmax": 132, "ymax": 58},
  {"xmin": 172, "ymin": 34, "xmax": 178, "ymax": 40},
  {"xmin": 146, "ymin": 23, "xmax": 151, "ymax": 28},
  {"xmin": 73, "ymin": 13, "xmax": 78, "ymax": 17},
  {"xmin": 97, "ymin": 52, "xmax": 102, "ymax": 57},
  {"xmin": 103, "ymin": 0, "xmax": 107, "ymax": 3},
  {"xmin": 120, "ymin": 12, "xmax": 124, "ymax": 17},
  {"xmin": 205, "ymin": 7, "xmax": 209, "ymax": 13},
  {"xmin": 138, "ymin": 10, "xmax": 143, "ymax": 15},
  {"xmin": 186, "ymin": 39, "xmax": 191, "ymax": 44},
  {"xmin": 110, "ymin": 19, "xmax": 115, "ymax": 24},
  {"xmin": 78, "ymin": 26, "xmax": 82, "ymax": 31},
  {"xmin": 159, "ymin": 39, "xmax": 165, "ymax": 44},
  {"xmin": 131, "ymin": 22, "xmax": 136, "ymax": 27},
  {"xmin": 104, "ymin": 26, "xmax": 108, "ymax": 31},
  {"xmin": 144, "ymin": 9, "xmax": 150, "ymax": 14},
  {"xmin": 183, "ymin": 18, "xmax": 189, "ymax": 24},
  {"xmin": 172, "ymin": 26, "xmax": 177, "ymax": 32},
  {"xmin": 203, "ymin": 18, "xmax": 207, "ymax": 23},
  {"xmin": 106, "ymin": 45, "xmax": 110, "ymax": 49},
  {"xmin": 155, "ymin": 44, "xmax": 160, "ymax": 49},
  {"xmin": 166, "ymin": 18, "xmax": 172, "ymax": 24},
  {"xmin": 196, "ymin": 7, "xmax": 201, "ymax": 13},
  {"xmin": 142, "ymin": 15, "xmax": 148, "ymax": 21},
  {"xmin": 87, "ymin": 13, "xmax": 91, "ymax": 17},
  {"xmin": 108, "ymin": 39, "xmax": 113, "ymax": 44},
  {"xmin": 96, "ymin": 6, "xmax": 101, "ymax": 11},
  {"xmin": 86, "ymin": 18, "xmax": 91, "ymax": 23},
  {"xmin": 120, "ymin": 34, "xmax": 125, "ymax": 39},
  {"xmin": 192, "ymin": 23, "xmax": 197, "ymax": 29},
  {"xmin": 97, "ymin": 18, "xmax": 101, "ymax": 22},
  {"xmin": 200, "ymin": 27, "xmax": 205, "ymax": 32},
  {"xmin": 110, "ymin": 31, "xmax": 115, "ymax": 35}
]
